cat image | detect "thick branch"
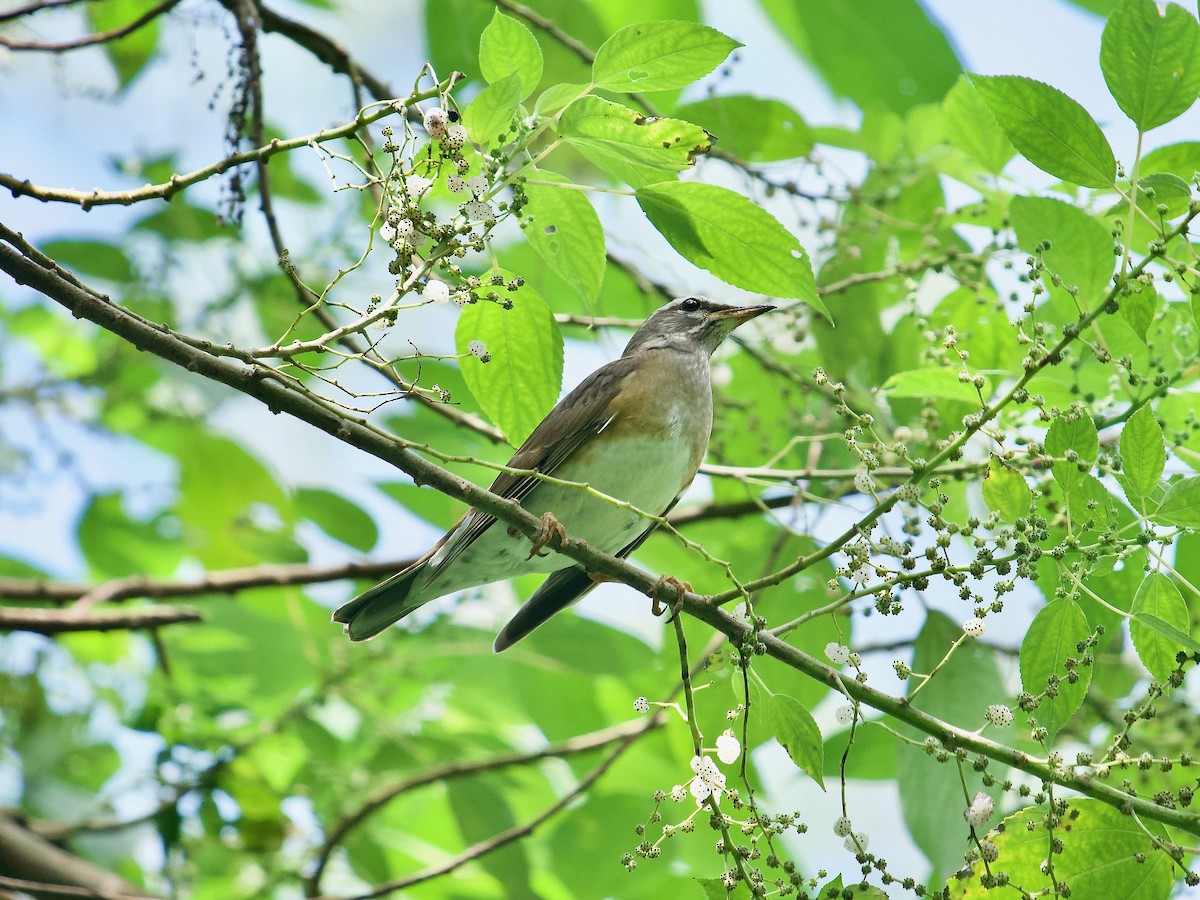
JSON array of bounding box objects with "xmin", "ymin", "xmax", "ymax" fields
[
  {"xmin": 0, "ymin": 812, "xmax": 152, "ymax": 899},
  {"xmin": 0, "ymin": 605, "xmax": 201, "ymax": 634}
]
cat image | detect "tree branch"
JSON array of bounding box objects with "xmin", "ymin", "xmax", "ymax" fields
[
  {"xmin": 0, "ymin": 0, "xmax": 96, "ymax": 26},
  {"xmin": 0, "ymin": 0, "xmax": 180, "ymax": 51},
  {"xmin": 0, "ymin": 812, "xmax": 153, "ymax": 900},
  {"xmin": 0, "ymin": 605, "xmax": 201, "ymax": 634}
]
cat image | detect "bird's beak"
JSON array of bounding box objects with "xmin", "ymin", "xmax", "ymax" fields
[{"xmin": 712, "ymin": 304, "xmax": 775, "ymax": 323}]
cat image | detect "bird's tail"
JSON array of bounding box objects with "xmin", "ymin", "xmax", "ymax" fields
[{"xmin": 333, "ymin": 563, "xmax": 428, "ymax": 641}]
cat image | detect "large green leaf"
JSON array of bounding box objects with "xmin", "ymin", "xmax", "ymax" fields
[
  {"xmin": 1019, "ymin": 598, "xmax": 1091, "ymax": 738},
  {"xmin": 455, "ymin": 282, "xmax": 564, "ymax": 446},
  {"xmin": 900, "ymin": 613, "xmax": 1007, "ymax": 878},
  {"xmin": 1101, "ymin": 0, "xmax": 1200, "ymax": 131},
  {"xmin": 759, "ymin": 0, "xmax": 960, "ymax": 113},
  {"xmin": 463, "ymin": 73, "xmax": 523, "ymax": 146},
  {"xmin": 982, "ymin": 456, "xmax": 1033, "ymax": 524},
  {"xmin": 557, "ymin": 96, "xmax": 713, "ymax": 187},
  {"xmin": 1129, "ymin": 572, "xmax": 1190, "ymax": 682},
  {"xmin": 673, "ymin": 95, "xmax": 814, "ymax": 162},
  {"xmin": 295, "ymin": 488, "xmax": 378, "ymax": 553},
  {"xmin": 86, "ymin": 0, "xmax": 163, "ymax": 90},
  {"xmin": 479, "ymin": 10, "xmax": 543, "ymax": 96},
  {"xmin": 522, "ymin": 170, "xmax": 605, "ymax": 306},
  {"xmin": 949, "ymin": 800, "xmax": 1173, "ymax": 899},
  {"xmin": 591, "ymin": 20, "xmax": 740, "ymax": 92},
  {"xmin": 768, "ymin": 694, "xmax": 825, "ymax": 788},
  {"xmin": 970, "ymin": 74, "xmax": 1116, "ymax": 188},
  {"xmin": 40, "ymin": 239, "xmax": 135, "ymax": 283},
  {"xmin": 883, "ymin": 368, "xmax": 987, "ymax": 405},
  {"xmin": 1120, "ymin": 404, "xmax": 1166, "ymax": 501},
  {"xmin": 635, "ymin": 182, "xmax": 825, "ymax": 313},
  {"xmin": 1153, "ymin": 475, "xmax": 1200, "ymax": 527},
  {"xmin": 942, "ymin": 76, "xmax": 1016, "ymax": 175},
  {"xmin": 1009, "ymin": 196, "xmax": 1114, "ymax": 304}
]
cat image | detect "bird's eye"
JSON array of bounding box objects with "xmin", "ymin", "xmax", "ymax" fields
[{"xmin": 680, "ymin": 297, "xmax": 701, "ymax": 312}]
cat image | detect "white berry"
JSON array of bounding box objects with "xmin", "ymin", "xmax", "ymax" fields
[
  {"xmin": 833, "ymin": 816, "xmax": 853, "ymax": 837},
  {"xmin": 467, "ymin": 340, "xmax": 488, "ymax": 359},
  {"xmin": 463, "ymin": 199, "xmax": 495, "ymax": 222},
  {"xmin": 985, "ymin": 704, "xmax": 1013, "ymax": 727},
  {"xmin": 964, "ymin": 617, "xmax": 986, "ymax": 638},
  {"xmin": 825, "ymin": 642, "xmax": 850, "ymax": 665},
  {"xmin": 633, "ymin": 696, "xmax": 650, "ymax": 714},
  {"xmin": 467, "ymin": 175, "xmax": 488, "ymax": 194},
  {"xmin": 446, "ymin": 173, "xmax": 466, "ymax": 193},
  {"xmin": 423, "ymin": 106, "xmax": 449, "ymax": 138},
  {"xmin": 835, "ymin": 704, "xmax": 856, "ymax": 726},
  {"xmin": 715, "ymin": 731, "xmax": 740, "ymax": 765},
  {"xmin": 422, "ymin": 281, "xmax": 450, "ymax": 304},
  {"xmin": 980, "ymin": 840, "xmax": 999, "ymax": 862},
  {"xmin": 406, "ymin": 174, "xmax": 432, "ymax": 197},
  {"xmin": 964, "ymin": 791, "xmax": 995, "ymax": 827},
  {"xmin": 844, "ymin": 831, "xmax": 869, "ymax": 853},
  {"xmin": 380, "ymin": 221, "xmax": 396, "ymax": 242},
  {"xmin": 853, "ymin": 472, "xmax": 875, "ymax": 493}
]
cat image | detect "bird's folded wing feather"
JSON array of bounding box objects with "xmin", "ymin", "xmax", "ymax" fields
[{"xmin": 428, "ymin": 356, "xmax": 639, "ymax": 577}]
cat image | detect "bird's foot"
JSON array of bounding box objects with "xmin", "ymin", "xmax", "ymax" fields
[
  {"xmin": 651, "ymin": 575, "xmax": 692, "ymax": 619},
  {"xmin": 526, "ymin": 511, "xmax": 568, "ymax": 559}
]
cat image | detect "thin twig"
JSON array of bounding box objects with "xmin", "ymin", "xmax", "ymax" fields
[{"xmin": 0, "ymin": 0, "xmax": 180, "ymax": 51}]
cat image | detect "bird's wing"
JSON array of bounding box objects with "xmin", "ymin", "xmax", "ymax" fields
[
  {"xmin": 491, "ymin": 495, "xmax": 681, "ymax": 651},
  {"xmin": 428, "ymin": 356, "xmax": 639, "ymax": 577}
]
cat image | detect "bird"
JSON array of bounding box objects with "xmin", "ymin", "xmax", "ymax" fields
[{"xmin": 333, "ymin": 295, "xmax": 774, "ymax": 651}]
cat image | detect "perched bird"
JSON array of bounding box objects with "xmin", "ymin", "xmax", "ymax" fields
[{"xmin": 334, "ymin": 296, "xmax": 774, "ymax": 651}]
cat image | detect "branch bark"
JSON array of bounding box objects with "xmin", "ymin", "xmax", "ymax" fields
[
  {"xmin": 0, "ymin": 605, "xmax": 201, "ymax": 634},
  {"xmin": 0, "ymin": 812, "xmax": 153, "ymax": 899}
]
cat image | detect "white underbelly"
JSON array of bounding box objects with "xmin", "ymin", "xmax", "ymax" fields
[{"xmin": 527, "ymin": 432, "xmax": 694, "ymax": 553}]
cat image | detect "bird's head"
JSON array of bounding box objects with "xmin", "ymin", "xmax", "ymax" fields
[{"xmin": 622, "ymin": 296, "xmax": 775, "ymax": 357}]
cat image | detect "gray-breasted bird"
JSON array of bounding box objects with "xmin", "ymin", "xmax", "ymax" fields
[{"xmin": 333, "ymin": 296, "xmax": 773, "ymax": 651}]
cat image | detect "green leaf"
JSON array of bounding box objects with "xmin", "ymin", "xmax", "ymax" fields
[
  {"xmin": 1046, "ymin": 412, "xmax": 1099, "ymax": 463},
  {"xmin": 86, "ymin": 0, "xmax": 162, "ymax": 90},
  {"xmin": 948, "ymin": 800, "xmax": 1174, "ymax": 899},
  {"xmin": 982, "ymin": 456, "xmax": 1033, "ymax": 524},
  {"xmin": 1101, "ymin": 0, "xmax": 1200, "ymax": 130},
  {"xmin": 882, "ymin": 368, "xmax": 987, "ymax": 405},
  {"xmin": 696, "ymin": 877, "xmax": 752, "ymax": 899},
  {"xmin": 591, "ymin": 20, "xmax": 740, "ymax": 92},
  {"xmin": 40, "ymin": 239, "xmax": 135, "ymax": 283},
  {"xmin": 769, "ymin": 694, "xmax": 825, "ymax": 788},
  {"xmin": 969, "ymin": 74, "xmax": 1116, "ymax": 187},
  {"xmin": 900, "ymin": 613, "xmax": 1007, "ymax": 876},
  {"xmin": 135, "ymin": 202, "xmax": 227, "ymax": 242},
  {"xmin": 1153, "ymin": 475, "xmax": 1200, "ymax": 527},
  {"xmin": 1141, "ymin": 140, "xmax": 1200, "ymax": 179},
  {"xmin": 479, "ymin": 10, "xmax": 543, "ymax": 97},
  {"xmin": 1120, "ymin": 405, "xmax": 1165, "ymax": 499},
  {"xmin": 1009, "ymin": 197, "xmax": 1115, "ymax": 304},
  {"xmin": 522, "ymin": 170, "xmax": 605, "ymax": 305},
  {"xmin": 1133, "ymin": 611, "xmax": 1200, "ymax": 655},
  {"xmin": 942, "ymin": 75, "xmax": 1016, "ymax": 175},
  {"xmin": 533, "ymin": 83, "xmax": 590, "ymax": 116},
  {"xmin": 635, "ymin": 182, "xmax": 825, "ymax": 314},
  {"xmin": 1120, "ymin": 283, "xmax": 1157, "ymax": 342},
  {"xmin": 1129, "ymin": 572, "xmax": 1190, "ymax": 681},
  {"xmin": 821, "ymin": 722, "xmax": 897, "ymax": 780},
  {"xmin": 463, "ymin": 73, "xmax": 523, "ymax": 146},
  {"xmin": 672, "ymin": 95, "xmax": 814, "ymax": 162},
  {"xmin": 1019, "ymin": 599, "xmax": 1091, "ymax": 738},
  {"xmin": 557, "ymin": 96, "xmax": 713, "ymax": 187},
  {"xmin": 295, "ymin": 488, "xmax": 377, "ymax": 552},
  {"xmin": 455, "ymin": 283, "xmax": 564, "ymax": 445},
  {"xmin": 759, "ymin": 0, "xmax": 961, "ymax": 114}
]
